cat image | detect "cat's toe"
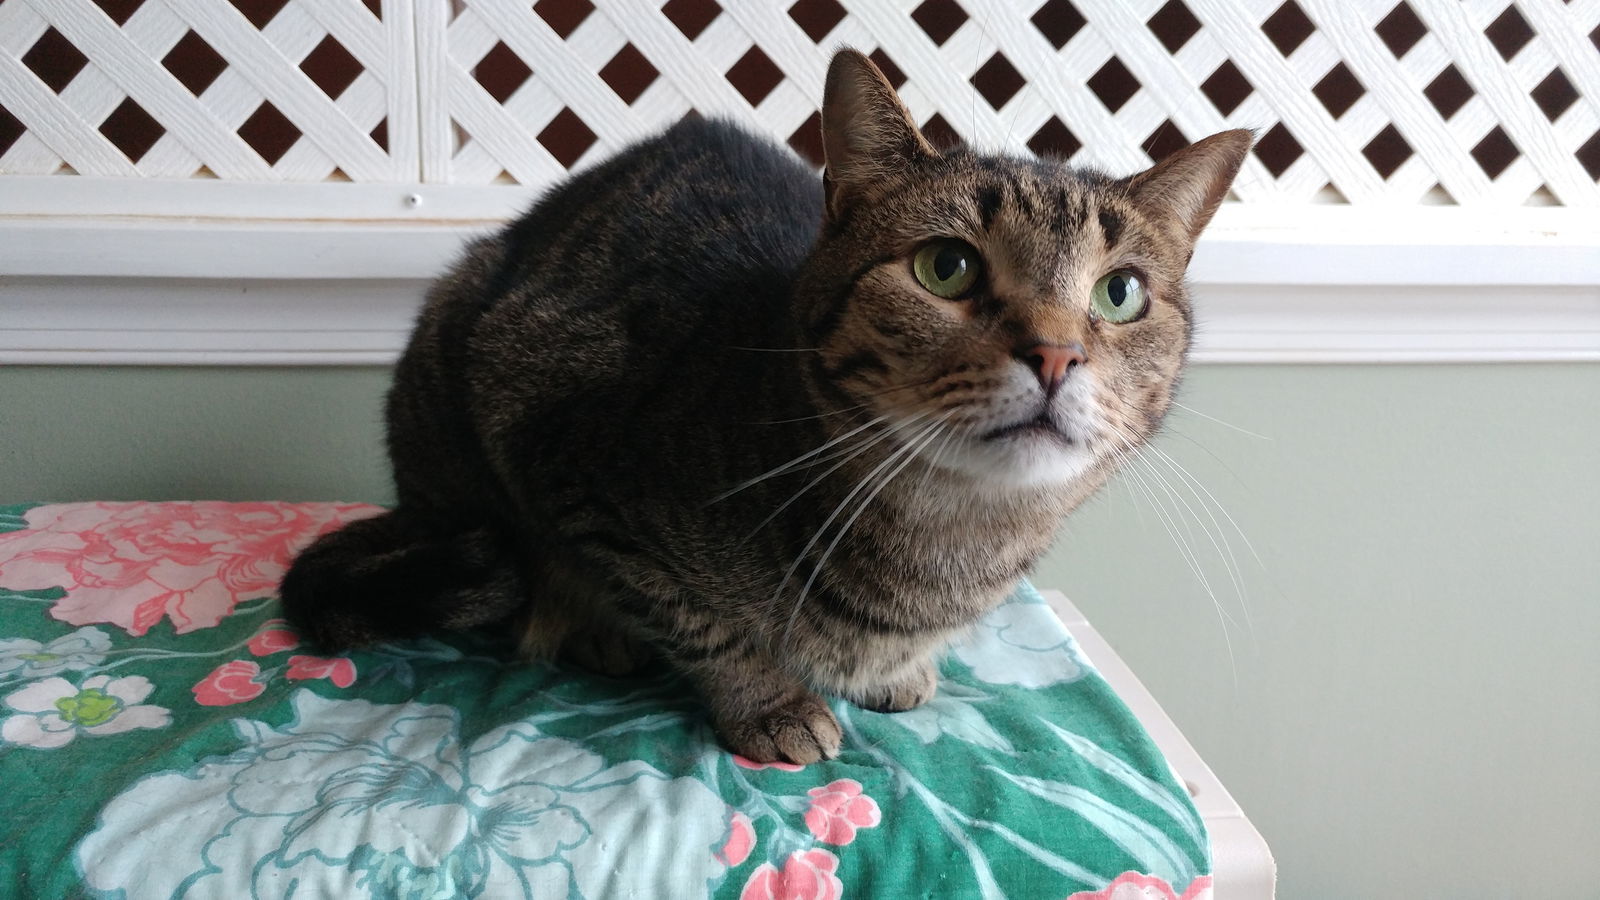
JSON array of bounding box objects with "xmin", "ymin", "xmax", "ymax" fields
[{"xmin": 720, "ymin": 693, "xmax": 842, "ymax": 765}]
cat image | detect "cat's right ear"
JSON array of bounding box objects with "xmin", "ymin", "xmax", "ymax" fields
[{"xmin": 821, "ymin": 49, "xmax": 936, "ymax": 217}]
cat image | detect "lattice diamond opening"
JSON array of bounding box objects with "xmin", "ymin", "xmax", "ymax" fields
[
  {"xmin": 727, "ymin": 47, "xmax": 784, "ymax": 107},
  {"xmin": 789, "ymin": 0, "xmax": 848, "ymax": 43},
  {"xmin": 535, "ymin": 0, "xmax": 595, "ymax": 39},
  {"xmin": 162, "ymin": 32, "xmax": 228, "ymax": 97},
  {"xmin": 1148, "ymin": 1, "xmax": 1201, "ymax": 53},
  {"xmin": 1376, "ymin": 3, "xmax": 1427, "ymax": 57},
  {"xmin": 1425, "ymin": 66, "xmax": 1474, "ymax": 121},
  {"xmin": 1034, "ymin": 0, "xmax": 1087, "ymax": 49},
  {"xmin": 913, "ymin": 0, "xmax": 968, "ymax": 46},
  {"xmin": 1030, "ymin": 117, "xmax": 1082, "ymax": 160},
  {"xmin": 662, "ymin": 0, "xmax": 721, "ymax": 41},
  {"xmin": 867, "ymin": 49, "xmax": 907, "ymax": 89},
  {"xmin": 1144, "ymin": 120, "xmax": 1191, "ymax": 163},
  {"xmin": 972, "ymin": 54, "xmax": 1026, "ymax": 111},
  {"xmin": 22, "ymin": 28, "xmax": 89, "ymax": 94},
  {"xmin": 600, "ymin": 45, "xmax": 657, "ymax": 106},
  {"xmin": 1263, "ymin": 1, "xmax": 1315, "ymax": 55}
]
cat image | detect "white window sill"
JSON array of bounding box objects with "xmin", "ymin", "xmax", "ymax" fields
[{"xmin": 2, "ymin": 178, "xmax": 1597, "ymax": 365}]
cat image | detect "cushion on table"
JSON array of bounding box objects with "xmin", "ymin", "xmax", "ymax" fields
[{"xmin": 0, "ymin": 502, "xmax": 1211, "ymax": 900}]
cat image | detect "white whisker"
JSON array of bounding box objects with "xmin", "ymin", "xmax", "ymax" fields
[
  {"xmin": 1127, "ymin": 437, "xmax": 1250, "ymax": 624},
  {"xmin": 1125, "ymin": 452, "xmax": 1220, "ymax": 610},
  {"xmin": 707, "ymin": 414, "xmax": 889, "ymax": 504},
  {"xmin": 742, "ymin": 411, "xmax": 934, "ymax": 543},
  {"xmin": 1144, "ymin": 444, "xmax": 1261, "ymax": 631},
  {"xmin": 793, "ymin": 422, "xmax": 949, "ymax": 632},
  {"xmin": 1171, "ymin": 401, "xmax": 1272, "ymax": 442},
  {"xmin": 776, "ymin": 419, "xmax": 943, "ymax": 643},
  {"xmin": 1135, "ymin": 453, "xmax": 1239, "ymax": 685},
  {"xmin": 1102, "ymin": 423, "xmax": 1239, "ymax": 686},
  {"xmin": 749, "ymin": 406, "xmax": 870, "ymax": 426},
  {"xmin": 1147, "ymin": 443, "xmax": 1266, "ymax": 573},
  {"xmin": 915, "ymin": 420, "xmax": 962, "ymax": 494},
  {"xmin": 725, "ymin": 346, "xmax": 823, "ymax": 353},
  {"xmin": 1135, "ymin": 454, "xmax": 1243, "ymax": 629}
]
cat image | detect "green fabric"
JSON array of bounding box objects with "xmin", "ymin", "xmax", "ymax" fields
[{"xmin": 0, "ymin": 502, "xmax": 1209, "ymax": 899}]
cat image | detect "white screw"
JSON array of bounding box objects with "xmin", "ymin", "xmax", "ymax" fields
[{"xmin": 405, "ymin": 193, "xmax": 423, "ymax": 208}]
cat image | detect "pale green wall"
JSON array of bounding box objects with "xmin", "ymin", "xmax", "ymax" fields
[
  {"xmin": 2, "ymin": 367, "xmax": 395, "ymax": 504},
  {"xmin": 1035, "ymin": 365, "xmax": 1600, "ymax": 898},
  {"xmin": 3, "ymin": 364, "xmax": 1597, "ymax": 897}
]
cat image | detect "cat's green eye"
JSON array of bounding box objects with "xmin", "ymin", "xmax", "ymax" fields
[
  {"xmin": 913, "ymin": 240, "xmax": 982, "ymax": 299},
  {"xmin": 1091, "ymin": 271, "xmax": 1148, "ymax": 324}
]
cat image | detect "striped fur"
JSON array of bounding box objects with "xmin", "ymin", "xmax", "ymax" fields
[{"xmin": 280, "ymin": 50, "xmax": 1250, "ymax": 763}]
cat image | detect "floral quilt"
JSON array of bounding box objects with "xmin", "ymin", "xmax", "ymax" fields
[{"xmin": 0, "ymin": 502, "xmax": 1211, "ymax": 900}]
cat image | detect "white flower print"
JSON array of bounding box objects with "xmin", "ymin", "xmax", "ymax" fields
[
  {"xmin": 77, "ymin": 690, "xmax": 732, "ymax": 899},
  {"xmin": 952, "ymin": 592, "xmax": 1091, "ymax": 688},
  {"xmin": 1, "ymin": 674, "xmax": 170, "ymax": 749},
  {"xmin": 0, "ymin": 627, "xmax": 112, "ymax": 679}
]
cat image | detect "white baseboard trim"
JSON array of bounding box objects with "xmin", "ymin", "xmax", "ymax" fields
[
  {"xmin": 2, "ymin": 197, "xmax": 1597, "ymax": 366},
  {"xmin": 5, "ymin": 275, "xmax": 1594, "ymax": 365}
]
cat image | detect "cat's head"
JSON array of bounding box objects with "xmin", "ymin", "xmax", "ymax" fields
[{"xmin": 798, "ymin": 50, "xmax": 1250, "ymax": 489}]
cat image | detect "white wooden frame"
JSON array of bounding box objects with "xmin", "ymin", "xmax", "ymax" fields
[{"xmin": 2, "ymin": 198, "xmax": 1595, "ymax": 365}]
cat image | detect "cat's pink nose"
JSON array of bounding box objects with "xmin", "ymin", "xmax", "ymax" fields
[{"xmin": 1019, "ymin": 342, "xmax": 1086, "ymax": 396}]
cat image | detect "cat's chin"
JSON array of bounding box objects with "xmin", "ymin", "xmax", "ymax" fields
[{"xmin": 931, "ymin": 432, "xmax": 1099, "ymax": 490}]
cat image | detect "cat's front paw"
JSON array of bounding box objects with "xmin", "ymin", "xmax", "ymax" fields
[
  {"xmin": 854, "ymin": 659, "xmax": 938, "ymax": 713},
  {"xmin": 718, "ymin": 692, "xmax": 842, "ymax": 765}
]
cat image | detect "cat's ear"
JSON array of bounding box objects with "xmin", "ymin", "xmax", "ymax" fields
[
  {"xmin": 1126, "ymin": 129, "xmax": 1253, "ymax": 246},
  {"xmin": 821, "ymin": 49, "xmax": 936, "ymax": 216}
]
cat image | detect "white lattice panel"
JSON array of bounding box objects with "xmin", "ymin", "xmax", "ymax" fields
[
  {"xmin": 0, "ymin": 0, "xmax": 416, "ymax": 181},
  {"xmin": 2, "ymin": 0, "xmax": 1598, "ymax": 205}
]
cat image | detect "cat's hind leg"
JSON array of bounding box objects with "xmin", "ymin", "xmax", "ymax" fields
[
  {"xmin": 508, "ymin": 554, "xmax": 655, "ymax": 675},
  {"xmin": 560, "ymin": 621, "xmax": 655, "ymax": 677},
  {"xmin": 515, "ymin": 605, "xmax": 654, "ymax": 677},
  {"xmin": 280, "ymin": 509, "xmax": 526, "ymax": 650}
]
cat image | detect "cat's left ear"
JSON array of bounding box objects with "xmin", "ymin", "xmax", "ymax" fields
[
  {"xmin": 1126, "ymin": 129, "xmax": 1253, "ymax": 248},
  {"xmin": 821, "ymin": 49, "xmax": 936, "ymax": 217}
]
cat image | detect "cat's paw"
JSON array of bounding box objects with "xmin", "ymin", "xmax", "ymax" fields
[
  {"xmin": 719, "ymin": 693, "xmax": 842, "ymax": 765},
  {"xmin": 854, "ymin": 659, "xmax": 938, "ymax": 713}
]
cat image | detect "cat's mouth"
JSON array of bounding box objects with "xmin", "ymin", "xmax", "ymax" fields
[{"xmin": 981, "ymin": 412, "xmax": 1072, "ymax": 444}]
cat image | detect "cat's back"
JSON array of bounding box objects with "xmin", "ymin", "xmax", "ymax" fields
[
  {"xmin": 485, "ymin": 116, "xmax": 822, "ymax": 319},
  {"xmin": 398, "ymin": 118, "xmax": 821, "ymax": 406},
  {"xmin": 390, "ymin": 118, "xmax": 825, "ymax": 508}
]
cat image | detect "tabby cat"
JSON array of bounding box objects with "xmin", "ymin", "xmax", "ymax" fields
[{"xmin": 281, "ymin": 50, "xmax": 1250, "ymax": 764}]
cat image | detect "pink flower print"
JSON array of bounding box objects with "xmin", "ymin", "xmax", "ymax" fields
[
  {"xmin": 739, "ymin": 849, "xmax": 842, "ymax": 900},
  {"xmin": 803, "ymin": 779, "xmax": 881, "ymax": 845},
  {"xmin": 247, "ymin": 623, "xmax": 300, "ymax": 656},
  {"xmin": 0, "ymin": 502, "xmax": 382, "ymax": 636},
  {"xmin": 733, "ymin": 754, "xmax": 804, "ymax": 772},
  {"xmin": 717, "ymin": 811, "xmax": 756, "ymax": 867},
  {"xmin": 285, "ymin": 655, "xmax": 356, "ymax": 689},
  {"xmin": 1067, "ymin": 872, "xmax": 1214, "ymax": 900},
  {"xmin": 193, "ymin": 660, "xmax": 268, "ymax": 706}
]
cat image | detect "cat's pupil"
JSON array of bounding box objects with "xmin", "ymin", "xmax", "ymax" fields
[
  {"xmin": 934, "ymin": 248, "xmax": 964, "ymax": 282},
  {"xmin": 1108, "ymin": 276, "xmax": 1127, "ymax": 306}
]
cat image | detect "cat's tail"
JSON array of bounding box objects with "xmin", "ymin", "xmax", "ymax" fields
[{"xmin": 279, "ymin": 509, "xmax": 526, "ymax": 650}]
